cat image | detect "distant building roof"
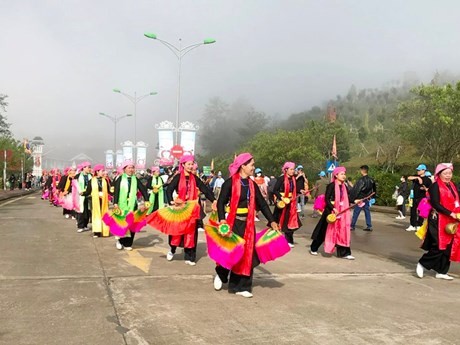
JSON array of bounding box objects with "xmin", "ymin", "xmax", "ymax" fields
[{"xmin": 69, "ymin": 153, "xmax": 93, "ymax": 162}]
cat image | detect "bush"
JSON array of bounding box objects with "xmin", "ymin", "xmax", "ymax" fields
[{"xmin": 372, "ymin": 171, "xmax": 401, "ymax": 206}]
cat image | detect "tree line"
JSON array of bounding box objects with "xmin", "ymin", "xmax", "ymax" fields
[{"xmin": 195, "ymin": 71, "xmax": 460, "ymax": 205}]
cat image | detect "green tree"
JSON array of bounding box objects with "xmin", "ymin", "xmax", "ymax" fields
[
  {"xmin": 239, "ymin": 120, "xmax": 351, "ymax": 175},
  {"xmin": 396, "ymin": 82, "xmax": 460, "ymax": 165},
  {"xmin": 0, "ymin": 94, "xmax": 11, "ymax": 138}
]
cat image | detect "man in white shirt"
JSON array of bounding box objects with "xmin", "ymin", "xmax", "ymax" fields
[{"xmin": 213, "ymin": 171, "xmax": 225, "ymax": 199}]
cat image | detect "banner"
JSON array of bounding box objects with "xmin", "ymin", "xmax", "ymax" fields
[
  {"xmin": 105, "ymin": 150, "xmax": 114, "ymax": 170},
  {"xmin": 122, "ymin": 145, "xmax": 133, "ymax": 163},
  {"xmin": 116, "ymin": 150, "xmax": 123, "ymax": 168},
  {"xmin": 180, "ymin": 131, "xmax": 196, "ymax": 156},
  {"xmin": 158, "ymin": 130, "xmax": 174, "ymax": 166},
  {"xmin": 136, "ymin": 146, "xmax": 147, "ymax": 170}
]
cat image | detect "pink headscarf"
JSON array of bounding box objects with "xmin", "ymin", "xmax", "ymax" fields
[
  {"xmin": 151, "ymin": 166, "xmax": 160, "ymax": 173},
  {"xmin": 93, "ymin": 164, "xmax": 104, "ymax": 172},
  {"xmin": 282, "ymin": 161, "xmax": 295, "ymax": 172},
  {"xmin": 179, "ymin": 155, "xmax": 195, "ymax": 172},
  {"xmin": 331, "ymin": 166, "xmax": 346, "ymax": 181},
  {"xmin": 434, "ymin": 163, "xmax": 453, "ymax": 178},
  {"xmin": 229, "ymin": 153, "xmax": 253, "ymax": 177},
  {"xmin": 122, "ymin": 160, "xmax": 134, "ymax": 170},
  {"xmin": 81, "ymin": 161, "xmax": 91, "ymax": 168},
  {"xmin": 63, "ymin": 167, "xmax": 70, "ymax": 175}
]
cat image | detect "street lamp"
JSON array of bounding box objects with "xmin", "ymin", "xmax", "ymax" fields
[
  {"xmin": 112, "ymin": 89, "xmax": 157, "ymax": 145},
  {"xmin": 98, "ymin": 112, "xmax": 133, "ymax": 153},
  {"xmin": 144, "ymin": 32, "xmax": 216, "ymax": 144}
]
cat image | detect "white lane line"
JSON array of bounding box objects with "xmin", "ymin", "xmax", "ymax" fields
[{"xmin": 0, "ymin": 195, "xmax": 30, "ymax": 208}]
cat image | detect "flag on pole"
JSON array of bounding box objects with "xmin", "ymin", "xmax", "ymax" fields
[
  {"xmin": 331, "ymin": 135, "xmax": 337, "ymax": 159},
  {"xmin": 210, "ymin": 159, "xmax": 214, "ymax": 171},
  {"xmin": 23, "ymin": 139, "xmax": 31, "ymax": 154}
]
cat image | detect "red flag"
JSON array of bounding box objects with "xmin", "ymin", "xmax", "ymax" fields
[{"xmin": 331, "ymin": 135, "xmax": 337, "ymax": 159}]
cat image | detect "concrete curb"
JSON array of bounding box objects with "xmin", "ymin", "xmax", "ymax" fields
[{"xmin": 0, "ymin": 189, "xmax": 37, "ymax": 202}]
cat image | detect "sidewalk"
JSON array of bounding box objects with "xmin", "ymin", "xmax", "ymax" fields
[{"xmin": 0, "ymin": 188, "xmax": 37, "ymax": 202}]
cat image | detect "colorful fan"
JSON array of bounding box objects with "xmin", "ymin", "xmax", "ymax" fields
[
  {"xmin": 60, "ymin": 194, "xmax": 74, "ymax": 210},
  {"xmin": 102, "ymin": 209, "xmax": 129, "ymax": 237},
  {"xmin": 204, "ymin": 223, "xmax": 245, "ymax": 270},
  {"xmin": 126, "ymin": 207, "xmax": 149, "ymax": 233},
  {"xmin": 313, "ymin": 194, "xmax": 326, "ymax": 212},
  {"xmin": 415, "ymin": 218, "xmax": 429, "ymax": 240},
  {"xmin": 417, "ymin": 197, "xmax": 432, "ymax": 219},
  {"xmin": 255, "ymin": 228, "xmax": 291, "ymax": 264},
  {"xmin": 146, "ymin": 200, "xmax": 200, "ymax": 236},
  {"xmin": 41, "ymin": 189, "xmax": 49, "ymax": 200},
  {"xmin": 208, "ymin": 210, "xmax": 219, "ymax": 227}
]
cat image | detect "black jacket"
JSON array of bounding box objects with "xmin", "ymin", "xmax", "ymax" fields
[{"xmin": 350, "ymin": 175, "xmax": 376, "ymax": 201}]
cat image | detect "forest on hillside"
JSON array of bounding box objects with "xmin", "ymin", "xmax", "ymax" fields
[{"xmin": 195, "ymin": 71, "xmax": 460, "ymax": 205}]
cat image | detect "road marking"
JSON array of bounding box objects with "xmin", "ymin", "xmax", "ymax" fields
[
  {"xmin": 124, "ymin": 250, "xmax": 153, "ymax": 273},
  {"xmin": 138, "ymin": 246, "xmax": 169, "ymax": 255},
  {"xmin": 0, "ymin": 195, "xmax": 29, "ymax": 208}
]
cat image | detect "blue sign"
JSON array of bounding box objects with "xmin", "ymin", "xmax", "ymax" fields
[{"xmin": 326, "ymin": 160, "xmax": 339, "ymax": 173}]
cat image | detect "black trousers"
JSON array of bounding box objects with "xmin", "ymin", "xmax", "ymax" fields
[
  {"xmin": 215, "ymin": 265, "xmax": 254, "ymax": 293},
  {"xmin": 119, "ymin": 232, "xmax": 135, "ymax": 247},
  {"xmin": 311, "ymin": 238, "xmax": 351, "ymax": 257},
  {"xmin": 63, "ymin": 208, "xmax": 74, "ymax": 216},
  {"xmin": 169, "ymin": 225, "xmax": 200, "ymax": 262},
  {"xmin": 284, "ymin": 230, "xmax": 294, "ymax": 244},
  {"xmin": 214, "ymin": 219, "xmax": 258, "ymax": 293},
  {"xmin": 410, "ymin": 198, "xmax": 424, "ymax": 227},
  {"xmin": 419, "ymin": 217, "xmax": 452, "ymax": 274},
  {"xmin": 76, "ymin": 198, "xmax": 90, "ymax": 228}
]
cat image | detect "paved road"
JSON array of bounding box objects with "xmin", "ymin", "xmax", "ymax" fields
[{"xmin": 1, "ymin": 193, "xmax": 459, "ymax": 345}]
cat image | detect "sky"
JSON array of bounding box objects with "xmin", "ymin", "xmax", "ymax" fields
[{"xmin": 1, "ymin": 0, "xmax": 460, "ymax": 163}]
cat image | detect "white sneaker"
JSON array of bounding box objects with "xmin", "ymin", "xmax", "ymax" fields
[
  {"xmin": 435, "ymin": 273, "xmax": 454, "ymax": 280},
  {"xmin": 198, "ymin": 227, "xmax": 205, "ymax": 232},
  {"xmin": 71, "ymin": 216, "xmax": 76, "ymax": 220},
  {"xmin": 116, "ymin": 241, "xmax": 123, "ymax": 250},
  {"xmin": 77, "ymin": 228, "xmax": 85, "ymax": 233},
  {"xmin": 185, "ymin": 260, "xmax": 196, "ymax": 266},
  {"xmin": 288, "ymin": 243, "xmax": 295, "ymax": 248},
  {"xmin": 254, "ymin": 217, "xmax": 260, "ymax": 222},
  {"xmin": 343, "ymin": 255, "xmax": 355, "ymax": 260},
  {"xmin": 166, "ymin": 252, "xmax": 174, "ymax": 261},
  {"xmin": 213, "ymin": 275, "xmax": 223, "ymax": 291},
  {"xmin": 395, "ymin": 216, "xmax": 405, "ymax": 220},
  {"xmin": 65, "ymin": 214, "xmax": 70, "ymax": 219},
  {"xmin": 405, "ymin": 225, "xmax": 416, "ymax": 231},
  {"xmin": 416, "ymin": 263, "xmax": 424, "ymax": 278},
  {"xmin": 309, "ymin": 250, "xmax": 318, "ymax": 256},
  {"xmin": 235, "ymin": 291, "xmax": 253, "ymax": 298},
  {"xmin": 124, "ymin": 247, "xmax": 133, "ymax": 251}
]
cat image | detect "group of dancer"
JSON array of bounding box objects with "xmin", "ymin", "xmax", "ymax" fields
[{"xmin": 40, "ymin": 155, "xmax": 459, "ymax": 298}]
